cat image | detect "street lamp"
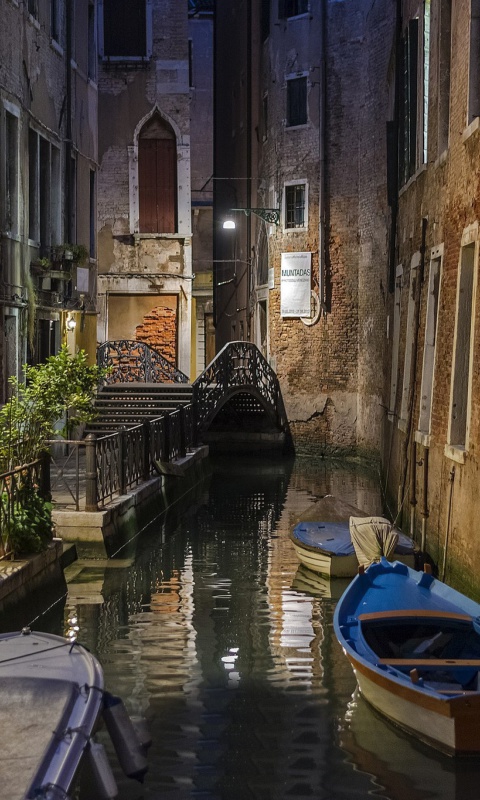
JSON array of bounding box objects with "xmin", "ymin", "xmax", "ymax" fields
[{"xmin": 222, "ymin": 207, "xmax": 280, "ymax": 229}]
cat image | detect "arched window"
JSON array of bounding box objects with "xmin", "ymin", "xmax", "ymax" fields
[{"xmin": 138, "ymin": 115, "xmax": 177, "ymax": 234}]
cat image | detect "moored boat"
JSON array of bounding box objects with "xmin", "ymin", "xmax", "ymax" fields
[
  {"xmin": 289, "ymin": 517, "xmax": 416, "ymax": 578},
  {"xmin": 0, "ymin": 628, "xmax": 148, "ymax": 799},
  {"xmin": 333, "ymin": 558, "xmax": 480, "ymax": 755}
]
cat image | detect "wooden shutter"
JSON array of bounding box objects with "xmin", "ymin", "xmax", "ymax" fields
[{"xmin": 139, "ymin": 138, "xmax": 177, "ymax": 234}]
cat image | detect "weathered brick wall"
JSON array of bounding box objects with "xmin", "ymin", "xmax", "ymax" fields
[
  {"xmin": 256, "ymin": 0, "xmax": 393, "ymax": 459},
  {"xmin": 385, "ymin": 0, "xmax": 480, "ymax": 592},
  {"xmin": 135, "ymin": 306, "xmax": 177, "ymax": 364}
]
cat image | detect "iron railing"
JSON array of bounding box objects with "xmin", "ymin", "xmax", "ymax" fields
[
  {"xmin": 0, "ymin": 459, "xmax": 45, "ymax": 558},
  {"xmin": 97, "ymin": 340, "xmax": 189, "ymax": 384},
  {"xmin": 193, "ymin": 341, "xmax": 287, "ymax": 433},
  {"xmin": 48, "ymin": 403, "xmax": 196, "ymax": 510}
]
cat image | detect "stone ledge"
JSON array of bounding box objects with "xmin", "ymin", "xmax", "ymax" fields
[
  {"xmin": 52, "ymin": 446, "xmax": 210, "ymax": 545},
  {"xmin": 0, "ymin": 539, "xmax": 63, "ymax": 605}
]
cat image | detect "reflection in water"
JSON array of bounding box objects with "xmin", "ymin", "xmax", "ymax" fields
[{"xmin": 4, "ymin": 456, "xmax": 480, "ymax": 798}]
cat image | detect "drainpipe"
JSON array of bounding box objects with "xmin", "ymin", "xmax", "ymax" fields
[
  {"xmin": 318, "ymin": 0, "xmax": 327, "ymax": 310},
  {"xmin": 420, "ymin": 445, "xmax": 429, "ymax": 551},
  {"xmin": 409, "ymin": 437, "xmax": 417, "ymax": 537},
  {"xmin": 441, "ymin": 466, "xmax": 455, "ymax": 581},
  {"xmin": 65, "ymin": 0, "xmax": 73, "ymax": 242},
  {"xmin": 246, "ymin": 0, "xmax": 252, "ymax": 339}
]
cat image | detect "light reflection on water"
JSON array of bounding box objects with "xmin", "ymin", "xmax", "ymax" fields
[{"xmin": 7, "ymin": 456, "xmax": 480, "ymax": 798}]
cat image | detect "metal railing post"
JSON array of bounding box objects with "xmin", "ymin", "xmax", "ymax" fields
[
  {"xmin": 85, "ymin": 434, "xmax": 98, "ymax": 512},
  {"xmin": 179, "ymin": 406, "xmax": 186, "ymax": 458},
  {"xmin": 118, "ymin": 427, "xmax": 126, "ymax": 495},
  {"xmin": 39, "ymin": 449, "xmax": 51, "ymax": 501},
  {"xmin": 164, "ymin": 414, "xmax": 170, "ymax": 462},
  {"xmin": 143, "ymin": 420, "xmax": 151, "ymax": 480}
]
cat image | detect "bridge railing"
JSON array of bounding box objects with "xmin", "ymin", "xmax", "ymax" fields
[
  {"xmin": 193, "ymin": 341, "xmax": 287, "ymax": 432},
  {"xmin": 97, "ymin": 339, "xmax": 189, "ymax": 384},
  {"xmin": 46, "ymin": 403, "xmax": 196, "ymax": 510}
]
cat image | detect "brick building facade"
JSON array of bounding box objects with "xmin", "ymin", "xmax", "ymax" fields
[
  {"xmin": 214, "ymin": 0, "xmax": 394, "ymax": 458},
  {"xmin": 385, "ymin": 0, "xmax": 480, "ymax": 593}
]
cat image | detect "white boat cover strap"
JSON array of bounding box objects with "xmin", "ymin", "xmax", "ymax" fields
[{"xmin": 349, "ymin": 516, "xmax": 399, "ymax": 568}]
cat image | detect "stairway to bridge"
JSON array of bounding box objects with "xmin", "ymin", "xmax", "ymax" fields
[{"xmin": 86, "ymin": 383, "xmax": 194, "ymax": 435}]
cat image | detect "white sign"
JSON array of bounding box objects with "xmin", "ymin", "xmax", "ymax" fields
[{"xmin": 280, "ymin": 252, "xmax": 311, "ymax": 317}]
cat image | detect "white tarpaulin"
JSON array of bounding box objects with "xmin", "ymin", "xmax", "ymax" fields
[{"xmin": 280, "ymin": 252, "xmax": 311, "ymax": 317}]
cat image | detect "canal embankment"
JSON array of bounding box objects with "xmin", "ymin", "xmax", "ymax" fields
[{"xmin": 0, "ymin": 445, "xmax": 210, "ymax": 611}]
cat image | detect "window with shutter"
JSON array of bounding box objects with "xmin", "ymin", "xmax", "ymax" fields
[
  {"xmin": 103, "ymin": 0, "xmax": 147, "ymax": 58},
  {"xmin": 286, "ymin": 77, "xmax": 307, "ymax": 127},
  {"xmin": 138, "ymin": 119, "xmax": 177, "ymax": 234}
]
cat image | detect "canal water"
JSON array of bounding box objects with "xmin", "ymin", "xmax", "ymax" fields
[{"xmin": 6, "ymin": 455, "xmax": 480, "ymax": 798}]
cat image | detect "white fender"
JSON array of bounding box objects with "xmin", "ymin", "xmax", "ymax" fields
[
  {"xmin": 102, "ymin": 693, "xmax": 148, "ymax": 782},
  {"xmin": 86, "ymin": 741, "xmax": 118, "ymax": 799}
]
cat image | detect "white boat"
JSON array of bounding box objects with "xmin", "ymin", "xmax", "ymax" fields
[
  {"xmin": 289, "ymin": 517, "xmax": 417, "ymax": 578},
  {"xmin": 0, "ymin": 628, "xmax": 148, "ymax": 799}
]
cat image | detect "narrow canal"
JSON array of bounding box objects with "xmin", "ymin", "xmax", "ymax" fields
[{"xmin": 6, "ymin": 456, "xmax": 480, "ymax": 798}]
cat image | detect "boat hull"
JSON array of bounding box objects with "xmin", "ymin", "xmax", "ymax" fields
[
  {"xmin": 349, "ymin": 653, "xmax": 480, "ymax": 754},
  {"xmin": 290, "ymin": 534, "xmax": 415, "ymax": 578},
  {"xmin": 333, "ymin": 559, "xmax": 480, "ymax": 755}
]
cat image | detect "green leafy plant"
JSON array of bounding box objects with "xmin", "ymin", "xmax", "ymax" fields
[
  {"xmin": 53, "ymin": 243, "xmax": 89, "ymax": 265},
  {"xmin": 0, "ymin": 345, "xmax": 106, "ymax": 472},
  {"xmin": 3, "ymin": 483, "xmax": 52, "ymax": 555}
]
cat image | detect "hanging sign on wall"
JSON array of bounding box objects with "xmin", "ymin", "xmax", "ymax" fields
[{"xmin": 280, "ymin": 252, "xmax": 311, "ymax": 317}]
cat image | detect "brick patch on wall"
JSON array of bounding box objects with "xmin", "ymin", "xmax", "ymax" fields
[{"xmin": 135, "ymin": 306, "xmax": 177, "ymax": 364}]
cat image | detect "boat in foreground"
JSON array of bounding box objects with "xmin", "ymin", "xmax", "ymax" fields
[
  {"xmin": 333, "ymin": 559, "xmax": 480, "ymax": 755},
  {"xmin": 0, "ymin": 629, "xmax": 148, "ymax": 799},
  {"xmin": 289, "ymin": 517, "xmax": 416, "ymax": 577}
]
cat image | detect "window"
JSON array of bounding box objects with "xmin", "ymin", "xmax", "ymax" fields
[
  {"xmin": 399, "ymin": 253, "xmax": 421, "ymax": 427},
  {"xmin": 468, "ymin": 0, "xmax": 480, "ymax": 123},
  {"xmin": 279, "ymin": 0, "xmax": 308, "ymax": 18},
  {"xmin": 418, "ymin": 249, "xmax": 442, "ymax": 435},
  {"xmin": 437, "ymin": 0, "xmax": 452, "ymax": 154},
  {"xmin": 28, "ymin": 129, "xmax": 39, "ymax": 241},
  {"xmin": 88, "ymin": 1, "xmax": 96, "ymax": 80},
  {"xmin": 262, "ymin": 93, "xmax": 268, "ymax": 141},
  {"xmin": 400, "ymin": 4, "xmax": 431, "ymax": 181},
  {"xmin": 28, "ymin": 130, "xmax": 61, "ymax": 252},
  {"xmin": 28, "ymin": 0, "xmax": 38, "ymax": 19},
  {"xmin": 50, "ymin": 0, "xmax": 60, "ymax": 42},
  {"xmin": 448, "ymin": 230, "xmax": 478, "ymax": 450},
  {"xmin": 261, "ymin": 0, "xmax": 271, "ymax": 40},
  {"xmin": 400, "ymin": 20, "xmax": 418, "ymax": 183},
  {"xmin": 286, "ymin": 76, "xmax": 307, "ymax": 127},
  {"xmin": 188, "ymin": 39, "xmax": 193, "ymax": 88},
  {"xmin": 5, "ymin": 110, "xmax": 19, "ymax": 235},
  {"xmin": 99, "ymin": 0, "xmax": 152, "ymax": 61},
  {"xmin": 422, "ymin": 0, "xmax": 430, "ymax": 163},
  {"xmin": 388, "ymin": 266, "xmax": 403, "ymax": 420},
  {"xmin": 284, "ymin": 182, "xmax": 307, "ymax": 229},
  {"xmin": 89, "ymin": 169, "xmax": 96, "ymax": 258},
  {"xmin": 138, "ymin": 116, "xmax": 177, "ymax": 234}
]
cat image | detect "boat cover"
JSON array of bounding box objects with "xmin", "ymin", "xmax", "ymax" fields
[
  {"xmin": 292, "ymin": 519, "xmax": 414, "ymax": 559},
  {"xmin": 292, "ymin": 522, "xmax": 358, "ymax": 555},
  {"xmin": 349, "ymin": 516, "xmax": 399, "ymax": 567}
]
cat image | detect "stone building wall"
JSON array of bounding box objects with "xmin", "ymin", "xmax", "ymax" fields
[{"xmin": 97, "ymin": 0, "xmax": 193, "ymax": 375}]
